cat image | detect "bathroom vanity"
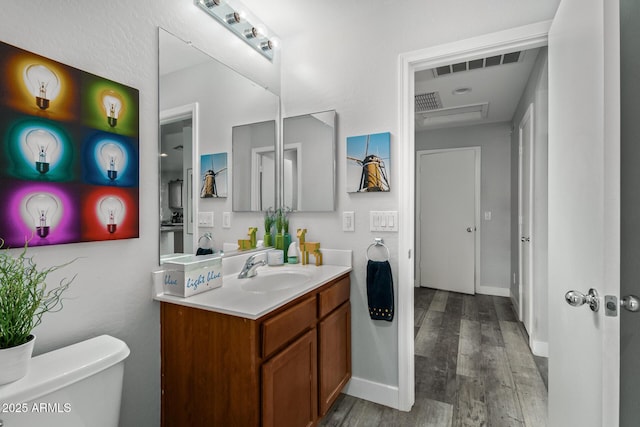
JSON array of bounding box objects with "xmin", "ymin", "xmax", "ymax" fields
[{"xmin": 157, "ymin": 263, "xmax": 351, "ymax": 427}]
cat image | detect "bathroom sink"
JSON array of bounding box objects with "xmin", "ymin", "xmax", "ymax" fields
[{"xmin": 240, "ymin": 268, "xmax": 313, "ymax": 293}]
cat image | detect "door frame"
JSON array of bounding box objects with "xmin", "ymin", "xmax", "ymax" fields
[
  {"xmin": 517, "ymin": 102, "xmax": 535, "ymax": 348},
  {"xmin": 397, "ymin": 21, "xmax": 551, "ymax": 411},
  {"xmin": 416, "ymin": 147, "xmax": 481, "ymax": 293},
  {"xmin": 160, "ymin": 102, "xmax": 200, "ymax": 255}
]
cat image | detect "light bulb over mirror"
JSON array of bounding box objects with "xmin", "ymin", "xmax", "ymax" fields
[
  {"xmin": 99, "ymin": 142, "xmax": 125, "ymax": 181},
  {"xmin": 101, "ymin": 90, "xmax": 124, "ymax": 127},
  {"xmin": 24, "ymin": 64, "xmax": 60, "ymax": 110},
  {"xmin": 99, "ymin": 196, "xmax": 124, "ymax": 234},
  {"xmin": 24, "ymin": 129, "xmax": 60, "ymax": 174},
  {"xmin": 25, "ymin": 193, "xmax": 59, "ymax": 238}
]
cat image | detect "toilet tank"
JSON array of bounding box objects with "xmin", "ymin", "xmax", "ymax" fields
[{"xmin": 0, "ymin": 335, "xmax": 130, "ymax": 427}]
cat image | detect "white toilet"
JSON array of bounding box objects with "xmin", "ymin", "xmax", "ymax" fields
[{"xmin": 0, "ymin": 335, "xmax": 130, "ymax": 427}]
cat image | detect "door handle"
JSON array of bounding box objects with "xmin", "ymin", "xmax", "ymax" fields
[
  {"xmin": 466, "ymin": 227, "xmax": 473, "ymax": 233},
  {"xmin": 565, "ymin": 288, "xmax": 599, "ymax": 312},
  {"xmin": 520, "ymin": 236, "xmax": 531, "ymax": 242},
  {"xmin": 621, "ymin": 295, "xmax": 640, "ymax": 312}
]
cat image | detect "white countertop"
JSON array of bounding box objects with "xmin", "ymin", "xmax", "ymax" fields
[{"xmin": 153, "ymin": 249, "xmax": 352, "ymax": 320}]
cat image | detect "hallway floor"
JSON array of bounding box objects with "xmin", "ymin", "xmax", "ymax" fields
[{"xmin": 319, "ymin": 288, "xmax": 548, "ymax": 427}]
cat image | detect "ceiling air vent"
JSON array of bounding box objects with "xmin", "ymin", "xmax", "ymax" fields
[
  {"xmin": 433, "ymin": 51, "xmax": 523, "ymax": 77},
  {"xmin": 415, "ymin": 91, "xmax": 443, "ymax": 112}
]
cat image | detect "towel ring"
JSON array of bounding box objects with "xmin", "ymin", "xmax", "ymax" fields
[
  {"xmin": 366, "ymin": 238, "xmax": 390, "ymax": 262},
  {"xmin": 198, "ymin": 232, "xmax": 213, "ymax": 246}
]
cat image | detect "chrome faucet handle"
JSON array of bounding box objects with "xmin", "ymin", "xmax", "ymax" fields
[{"xmin": 238, "ymin": 253, "xmax": 267, "ymax": 278}]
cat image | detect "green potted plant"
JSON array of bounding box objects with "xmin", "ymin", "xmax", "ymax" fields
[
  {"xmin": 274, "ymin": 208, "xmax": 284, "ymax": 251},
  {"xmin": 263, "ymin": 208, "xmax": 274, "ymax": 247},
  {"xmin": 0, "ymin": 240, "xmax": 75, "ymax": 385},
  {"xmin": 282, "ymin": 207, "xmax": 291, "ymax": 262}
]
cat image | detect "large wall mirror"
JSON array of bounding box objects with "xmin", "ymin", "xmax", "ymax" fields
[
  {"xmin": 158, "ymin": 28, "xmax": 337, "ymax": 261},
  {"xmin": 159, "ymin": 28, "xmax": 280, "ymax": 258}
]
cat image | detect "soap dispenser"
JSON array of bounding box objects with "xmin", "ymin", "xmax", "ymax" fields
[{"xmin": 287, "ymin": 242, "xmax": 299, "ymax": 264}]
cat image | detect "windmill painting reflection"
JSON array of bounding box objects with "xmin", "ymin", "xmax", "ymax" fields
[{"xmin": 200, "ymin": 152, "xmax": 227, "ymax": 198}]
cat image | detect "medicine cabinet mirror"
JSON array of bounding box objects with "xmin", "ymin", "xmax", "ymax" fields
[{"xmin": 283, "ymin": 110, "xmax": 336, "ymax": 211}]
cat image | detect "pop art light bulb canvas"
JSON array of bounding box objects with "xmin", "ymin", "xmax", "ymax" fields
[{"xmin": 0, "ymin": 40, "xmax": 139, "ymax": 246}]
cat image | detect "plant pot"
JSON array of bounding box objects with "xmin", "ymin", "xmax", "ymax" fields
[
  {"xmin": 0, "ymin": 335, "xmax": 36, "ymax": 385},
  {"xmin": 275, "ymin": 233, "xmax": 284, "ymax": 251}
]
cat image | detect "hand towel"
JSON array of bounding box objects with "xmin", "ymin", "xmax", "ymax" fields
[
  {"xmin": 367, "ymin": 260, "xmax": 394, "ymax": 321},
  {"xmin": 195, "ymin": 247, "xmax": 213, "ymax": 256}
]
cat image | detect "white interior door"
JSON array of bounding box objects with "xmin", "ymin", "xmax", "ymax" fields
[
  {"xmin": 548, "ymin": 0, "xmax": 620, "ymax": 425},
  {"xmin": 518, "ymin": 104, "xmax": 534, "ymax": 338},
  {"xmin": 418, "ymin": 148, "xmax": 477, "ymax": 295}
]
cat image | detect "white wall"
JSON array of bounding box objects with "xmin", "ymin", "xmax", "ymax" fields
[
  {"xmin": 416, "ymin": 123, "xmax": 513, "ymax": 294},
  {"xmin": 511, "ymin": 48, "xmax": 549, "ymax": 353},
  {"xmin": 0, "ymin": 2, "xmax": 279, "ymax": 426},
  {"xmin": 247, "ymin": 0, "xmax": 560, "ymax": 399}
]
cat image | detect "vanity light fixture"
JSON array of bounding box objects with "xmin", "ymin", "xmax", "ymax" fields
[
  {"xmin": 225, "ymin": 12, "xmax": 241, "ymax": 24},
  {"xmin": 195, "ymin": 0, "xmax": 278, "ymax": 61},
  {"xmin": 260, "ymin": 40, "xmax": 273, "ymax": 51}
]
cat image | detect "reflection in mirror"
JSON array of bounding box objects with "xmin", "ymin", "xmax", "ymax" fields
[
  {"xmin": 283, "ymin": 110, "xmax": 336, "ymax": 211},
  {"xmin": 159, "ymin": 28, "xmax": 280, "ymax": 260},
  {"xmin": 232, "ymin": 120, "xmax": 276, "ymax": 212}
]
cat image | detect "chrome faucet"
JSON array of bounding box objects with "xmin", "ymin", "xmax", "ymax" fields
[{"xmin": 237, "ymin": 253, "xmax": 267, "ymax": 279}]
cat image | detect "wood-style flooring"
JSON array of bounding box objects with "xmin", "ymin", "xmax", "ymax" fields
[{"xmin": 319, "ymin": 288, "xmax": 548, "ymax": 427}]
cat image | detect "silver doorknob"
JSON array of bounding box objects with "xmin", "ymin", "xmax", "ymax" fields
[
  {"xmin": 565, "ymin": 288, "xmax": 600, "ymax": 312},
  {"xmin": 621, "ymin": 295, "xmax": 640, "ymax": 312},
  {"xmin": 466, "ymin": 227, "xmax": 473, "ymax": 232}
]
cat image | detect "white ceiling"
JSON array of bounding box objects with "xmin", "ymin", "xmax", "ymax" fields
[{"xmin": 414, "ymin": 48, "xmax": 540, "ymax": 131}]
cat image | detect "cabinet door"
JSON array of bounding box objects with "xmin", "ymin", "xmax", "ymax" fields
[
  {"xmin": 262, "ymin": 329, "xmax": 318, "ymax": 427},
  {"xmin": 318, "ymin": 302, "xmax": 351, "ymax": 416}
]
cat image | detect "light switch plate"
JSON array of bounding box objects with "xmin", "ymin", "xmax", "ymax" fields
[
  {"xmin": 343, "ymin": 211, "xmax": 355, "ymax": 231},
  {"xmin": 369, "ymin": 211, "xmax": 398, "ymax": 232},
  {"xmin": 222, "ymin": 212, "xmax": 231, "ymax": 229},
  {"xmin": 198, "ymin": 211, "xmax": 214, "ymax": 227}
]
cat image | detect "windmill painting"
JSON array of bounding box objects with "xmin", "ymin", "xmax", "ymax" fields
[
  {"xmin": 200, "ymin": 152, "xmax": 228, "ymax": 198},
  {"xmin": 347, "ymin": 132, "xmax": 390, "ymax": 193}
]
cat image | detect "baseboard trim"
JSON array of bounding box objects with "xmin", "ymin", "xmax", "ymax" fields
[
  {"xmin": 343, "ymin": 376, "xmax": 399, "ymax": 409},
  {"xmin": 532, "ymin": 340, "xmax": 549, "ymax": 357},
  {"xmin": 510, "ymin": 292, "xmax": 521, "ymax": 318},
  {"xmin": 476, "ymin": 285, "xmax": 510, "ymax": 297}
]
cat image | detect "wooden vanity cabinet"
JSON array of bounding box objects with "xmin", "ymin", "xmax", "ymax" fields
[{"xmin": 161, "ymin": 273, "xmax": 351, "ymax": 427}]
